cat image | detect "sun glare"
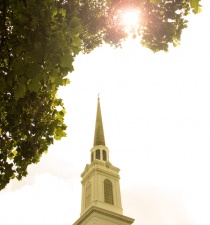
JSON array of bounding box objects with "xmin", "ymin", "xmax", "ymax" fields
[{"xmin": 122, "ymin": 10, "xmax": 140, "ymax": 28}]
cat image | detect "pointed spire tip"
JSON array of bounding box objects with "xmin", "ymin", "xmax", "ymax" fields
[{"xmin": 93, "ymin": 96, "xmax": 105, "ymax": 146}]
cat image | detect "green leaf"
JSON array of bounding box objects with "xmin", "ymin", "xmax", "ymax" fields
[
  {"xmin": 190, "ymin": 0, "xmax": 202, "ymax": 14},
  {"xmin": 28, "ymin": 78, "xmax": 40, "ymax": 92},
  {"xmin": 70, "ymin": 17, "xmax": 81, "ymax": 29},
  {"xmin": 55, "ymin": 127, "xmax": 66, "ymax": 140},
  {"xmin": 14, "ymin": 84, "xmax": 26, "ymax": 100},
  {"xmin": 52, "ymin": 8, "xmax": 57, "ymax": 18},
  {"xmin": 60, "ymin": 54, "xmax": 74, "ymax": 68},
  {"xmin": 10, "ymin": 174, "xmax": 16, "ymax": 179},
  {"xmin": 62, "ymin": 78, "xmax": 70, "ymax": 86},
  {"xmin": 72, "ymin": 46, "xmax": 81, "ymax": 55},
  {"xmin": 54, "ymin": 77, "xmax": 63, "ymax": 86},
  {"xmin": 71, "ymin": 34, "xmax": 82, "ymax": 47},
  {"xmin": 59, "ymin": 8, "xmax": 66, "ymax": 17},
  {"xmin": 49, "ymin": 75, "xmax": 56, "ymax": 83}
]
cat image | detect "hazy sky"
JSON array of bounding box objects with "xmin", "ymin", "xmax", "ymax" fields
[{"xmin": 1, "ymin": 1, "xmax": 210, "ymax": 225}]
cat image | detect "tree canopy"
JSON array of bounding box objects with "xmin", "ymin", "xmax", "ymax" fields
[{"xmin": 0, "ymin": 0, "xmax": 201, "ymax": 190}]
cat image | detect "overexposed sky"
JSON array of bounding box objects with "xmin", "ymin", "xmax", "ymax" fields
[{"xmin": 1, "ymin": 1, "xmax": 210, "ymax": 225}]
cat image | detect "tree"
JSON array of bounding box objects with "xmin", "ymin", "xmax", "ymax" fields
[{"xmin": 0, "ymin": 0, "xmax": 201, "ymax": 190}]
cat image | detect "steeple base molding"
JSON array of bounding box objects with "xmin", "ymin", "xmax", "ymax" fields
[{"xmin": 73, "ymin": 206, "xmax": 134, "ymax": 225}]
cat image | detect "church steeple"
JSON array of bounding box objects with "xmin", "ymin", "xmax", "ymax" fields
[
  {"xmin": 73, "ymin": 97, "xmax": 134, "ymax": 225},
  {"xmin": 94, "ymin": 97, "xmax": 106, "ymax": 146}
]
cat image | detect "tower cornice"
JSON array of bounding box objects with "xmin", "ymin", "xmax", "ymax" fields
[
  {"xmin": 81, "ymin": 161, "xmax": 120, "ymax": 183},
  {"xmin": 73, "ymin": 206, "xmax": 135, "ymax": 225}
]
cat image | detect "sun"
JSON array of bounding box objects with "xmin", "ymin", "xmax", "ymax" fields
[
  {"xmin": 122, "ymin": 10, "xmax": 140, "ymax": 28},
  {"xmin": 110, "ymin": 0, "xmax": 142, "ymax": 34}
]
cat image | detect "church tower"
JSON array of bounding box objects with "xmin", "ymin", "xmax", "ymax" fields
[{"xmin": 73, "ymin": 97, "xmax": 134, "ymax": 225}]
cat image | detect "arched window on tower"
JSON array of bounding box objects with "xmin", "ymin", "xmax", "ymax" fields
[
  {"xmin": 104, "ymin": 179, "xmax": 114, "ymax": 205},
  {"xmin": 96, "ymin": 149, "xmax": 100, "ymax": 160},
  {"xmin": 85, "ymin": 182, "xmax": 91, "ymax": 208},
  {"xmin": 102, "ymin": 150, "xmax": 107, "ymax": 161}
]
